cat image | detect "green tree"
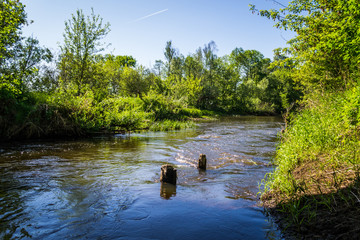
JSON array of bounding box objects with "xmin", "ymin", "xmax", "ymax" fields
[
  {"xmin": 230, "ymin": 48, "xmax": 270, "ymax": 83},
  {"xmin": 184, "ymin": 55, "xmax": 203, "ymax": 79},
  {"xmin": 0, "ymin": 0, "xmax": 26, "ymax": 63},
  {"xmin": 120, "ymin": 66, "xmax": 152, "ymax": 99},
  {"xmin": 0, "ymin": 0, "xmax": 27, "ymax": 97},
  {"xmin": 196, "ymin": 41, "xmax": 220, "ymax": 110},
  {"xmin": 171, "ymin": 55, "xmax": 184, "ymax": 82},
  {"xmin": 265, "ymin": 49, "xmax": 303, "ymax": 112},
  {"xmin": 30, "ymin": 64, "xmax": 59, "ymax": 93},
  {"xmin": 14, "ymin": 37, "xmax": 52, "ymax": 91},
  {"xmin": 164, "ymin": 40, "xmax": 178, "ymax": 77},
  {"xmin": 250, "ymin": 0, "xmax": 360, "ymax": 90},
  {"xmin": 215, "ymin": 56, "xmax": 240, "ymax": 112},
  {"xmin": 59, "ymin": 8, "xmax": 110, "ymax": 94},
  {"xmin": 0, "ymin": 2, "xmax": 52, "ymax": 98},
  {"xmin": 153, "ymin": 60, "xmax": 164, "ymax": 77},
  {"xmin": 99, "ymin": 54, "xmax": 136, "ymax": 95},
  {"xmin": 102, "ymin": 54, "xmax": 136, "ymax": 68}
]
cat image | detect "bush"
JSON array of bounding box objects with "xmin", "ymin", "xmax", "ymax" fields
[
  {"xmin": 142, "ymin": 93, "xmax": 187, "ymax": 120},
  {"xmin": 98, "ymin": 97, "xmax": 150, "ymax": 130}
]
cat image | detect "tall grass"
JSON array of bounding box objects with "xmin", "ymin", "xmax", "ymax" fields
[
  {"xmin": 264, "ymin": 92, "xmax": 343, "ymax": 194},
  {"xmin": 262, "ymin": 87, "xmax": 360, "ymax": 230},
  {"xmin": 149, "ymin": 120, "xmax": 195, "ymax": 131},
  {"xmin": 0, "ymin": 90, "xmax": 212, "ymax": 140}
]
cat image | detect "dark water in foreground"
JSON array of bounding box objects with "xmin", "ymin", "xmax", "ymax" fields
[{"xmin": 0, "ymin": 116, "xmax": 283, "ymax": 240}]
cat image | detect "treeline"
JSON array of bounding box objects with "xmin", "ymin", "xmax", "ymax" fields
[
  {"xmin": 253, "ymin": 0, "xmax": 360, "ymax": 238},
  {"xmin": 0, "ymin": 1, "xmax": 300, "ymax": 140}
]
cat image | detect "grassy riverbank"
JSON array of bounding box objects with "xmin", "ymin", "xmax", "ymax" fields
[
  {"xmin": 0, "ymin": 92, "xmax": 215, "ymax": 141},
  {"xmin": 261, "ymin": 87, "xmax": 360, "ymax": 238},
  {"xmin": 1, "ymin": 88, "xmax": 280, "ymax": 141}
]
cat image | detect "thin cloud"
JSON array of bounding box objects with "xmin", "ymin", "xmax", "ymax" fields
[{"xmin": 131, "ymin": 9, "xmax": 168, "ymax": 23}]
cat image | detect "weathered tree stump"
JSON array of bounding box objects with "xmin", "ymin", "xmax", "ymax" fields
[
  {"xmin": 160, "ymin": 164, "xmax": 177, "ymax": 185},
  {"xmin": 198, "ymin": 154, "xmax": 207, "ymax": 170}
]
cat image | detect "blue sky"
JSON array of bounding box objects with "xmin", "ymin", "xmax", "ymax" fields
[{"xmin": 22, "ymin": 0, "xmax": 294, "ymax": 67}]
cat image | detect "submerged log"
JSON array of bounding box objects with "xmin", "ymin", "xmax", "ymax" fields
[
  {"xmin": 160, "ymin": 164, "xmax": 177, "ymax": 185},
  {"xmin": 198, "ymin": 154, "xmax": 207, "ymax": 170}
]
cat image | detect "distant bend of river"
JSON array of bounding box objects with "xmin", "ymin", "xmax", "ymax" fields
[{"xmin": 0, "ymin": 116, "xmax": 283, "ymax": 240}]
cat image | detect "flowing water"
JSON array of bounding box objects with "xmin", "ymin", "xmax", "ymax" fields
[{"xmin": 0, "ymin": 116, "xmax": 283, "ymax": 240}]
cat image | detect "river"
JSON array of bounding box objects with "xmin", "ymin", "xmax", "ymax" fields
[{"xmin": 0, "ymin": 116, "xmax": 283, "ymax": 239}]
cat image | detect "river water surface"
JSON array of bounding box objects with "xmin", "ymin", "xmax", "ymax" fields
[{"xmin": 0, "ymin": 116, "xmax": 283, "ymax": 239}]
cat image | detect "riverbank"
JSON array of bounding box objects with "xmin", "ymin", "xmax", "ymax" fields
[
  {"xmin": 0, "ymin": 93, "xmax": 218, "ymax": 141},
  {"xmin": 264, "ymin": 179, "xmax": 360, "ymax": 239},
  {"xmin": 261, "ymin": 88, "xmax": 360, "ymax": 239},
  {"xmin": 1, "ymin": 90, "xmax": 281, "ymax": 141}
]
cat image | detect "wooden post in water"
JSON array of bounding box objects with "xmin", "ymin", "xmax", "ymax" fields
[
  {"xmin": 198, "ymin": 154, "xmax": 207, "ymax": 170},
  {"xmin": 160, "ymin": 164, "xmax": 177, "ymax": 185}
]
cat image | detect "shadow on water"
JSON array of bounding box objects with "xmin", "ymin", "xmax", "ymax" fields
[{"xmin": 0, "ymin": 116, "xmax": 284, "ymax": 239}]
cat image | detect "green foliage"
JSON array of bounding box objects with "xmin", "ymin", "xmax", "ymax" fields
[
  {"xmin": 149, "ymin": 39, "xmax": 296, "ymax": 114},
  {"xmin": 341, "ymin": 86, "xmax": 360, "ymax": 128},
  {"xmin": 149, "ymin": 120, "xmax": 195, "ymax": 131},
  {"xmin": 12, "ymin": 37, "xmax": 53, "ymax": 91},
  {"xmin": 0, "ymin": 1, "xmax": 51, "ymax": 99},
  {"xmin": 264, "ymin": 89, "xmax": 360, "ymax": 196},
  {"xmin": 142, "ymin": 92, "xmax": 186, "ymax": 120},
  {"xmin": 98, "ymin": 97, "xmax": 149, "ymax": 130},
  {"xmin": 260, "ymin": 88, "xmax": 360, "ymax": 233},
  {"xmin": 30, "ymin": 65, "xmax": 59, "ymax": 93},
  {"xmin": 183, "ymin": 75, "xmax": 203, "ymax": 107},
  {"xmin": 0, "ymin": 91, "xmax": 79, "ymax": 139},
  {"xmin": 184, "ymin": 55, "xmax": 203, "ymax": 79},
  {"xmin": 94, "ymin": 54, "xmax": 137, "ymax": 96},
  {"xmin": 49, "ymin": 85, "xmax": 99, "ymax": 129},
  {"xmin": 50, "ymin": 89, "xmax": 150, "ymax": 132},
  {"xmin": 250, "ymin": 0, "xmax": 360, "ymax": 90},
  {"xmin": 230, "ymin": 47, "xmax": 270, "ymax": 82},
  {"xmin": 120, "ymin": 67, "xmax": 152, "ymax": 98},
  {"xmin": 104, "ymin": 54, "xmax": 136, "ymax": 68},
  {"xmin": 249, "ymin": 2, "xmax": 360, "ymax": 233},
  {"xmin": 1, "ymin": 4, "xmax": 303, "ymax": 140},
  {"xmin": 0, "ymin": 0, "xmax": 26, "ymax": 63},
  {"xmin": 164, "ymin": 40, "xmax": 178, "ymax": 77},
  {"xmin": 59, "ymin": 8, "xmax": 110, "ymax": 95}
]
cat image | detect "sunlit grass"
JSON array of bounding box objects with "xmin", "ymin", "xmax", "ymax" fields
[
  {"xmin": 261, "ymin": 87, "xmax": 360, "ymax": 230},
  {"xmin": 149, "ymin": 120, "xmax": 196, "ymax": 131}
]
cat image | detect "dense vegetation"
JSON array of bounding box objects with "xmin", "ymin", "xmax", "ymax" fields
[
  {"xmin": 251, "ymin": 0, "xmax": 360, "ymax": 238},
  {"xmin": 0, "ymin": 0, "xmax": 300, "ymax": 140},
  {"xmin": 2, "ymin": 0, "xmax": 360, "ymax": 237}
]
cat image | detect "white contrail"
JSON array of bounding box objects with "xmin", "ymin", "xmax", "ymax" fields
[{"xmin": 131, "ymin": 9, "xmax": 168, "ymax": 23}]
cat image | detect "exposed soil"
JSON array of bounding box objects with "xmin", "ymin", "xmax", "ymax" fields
[{"xmin": 262, "ymin": 160, "xmax": 360, "ymax": 239}]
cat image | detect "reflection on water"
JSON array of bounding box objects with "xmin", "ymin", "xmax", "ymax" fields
[
  {"xmin": 160, "ymin": 182, "xmax": 177, "ymax": 199},
  {"xmin": 0, "ymin": 116, "xmax": 284, "ymax": 239}
]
